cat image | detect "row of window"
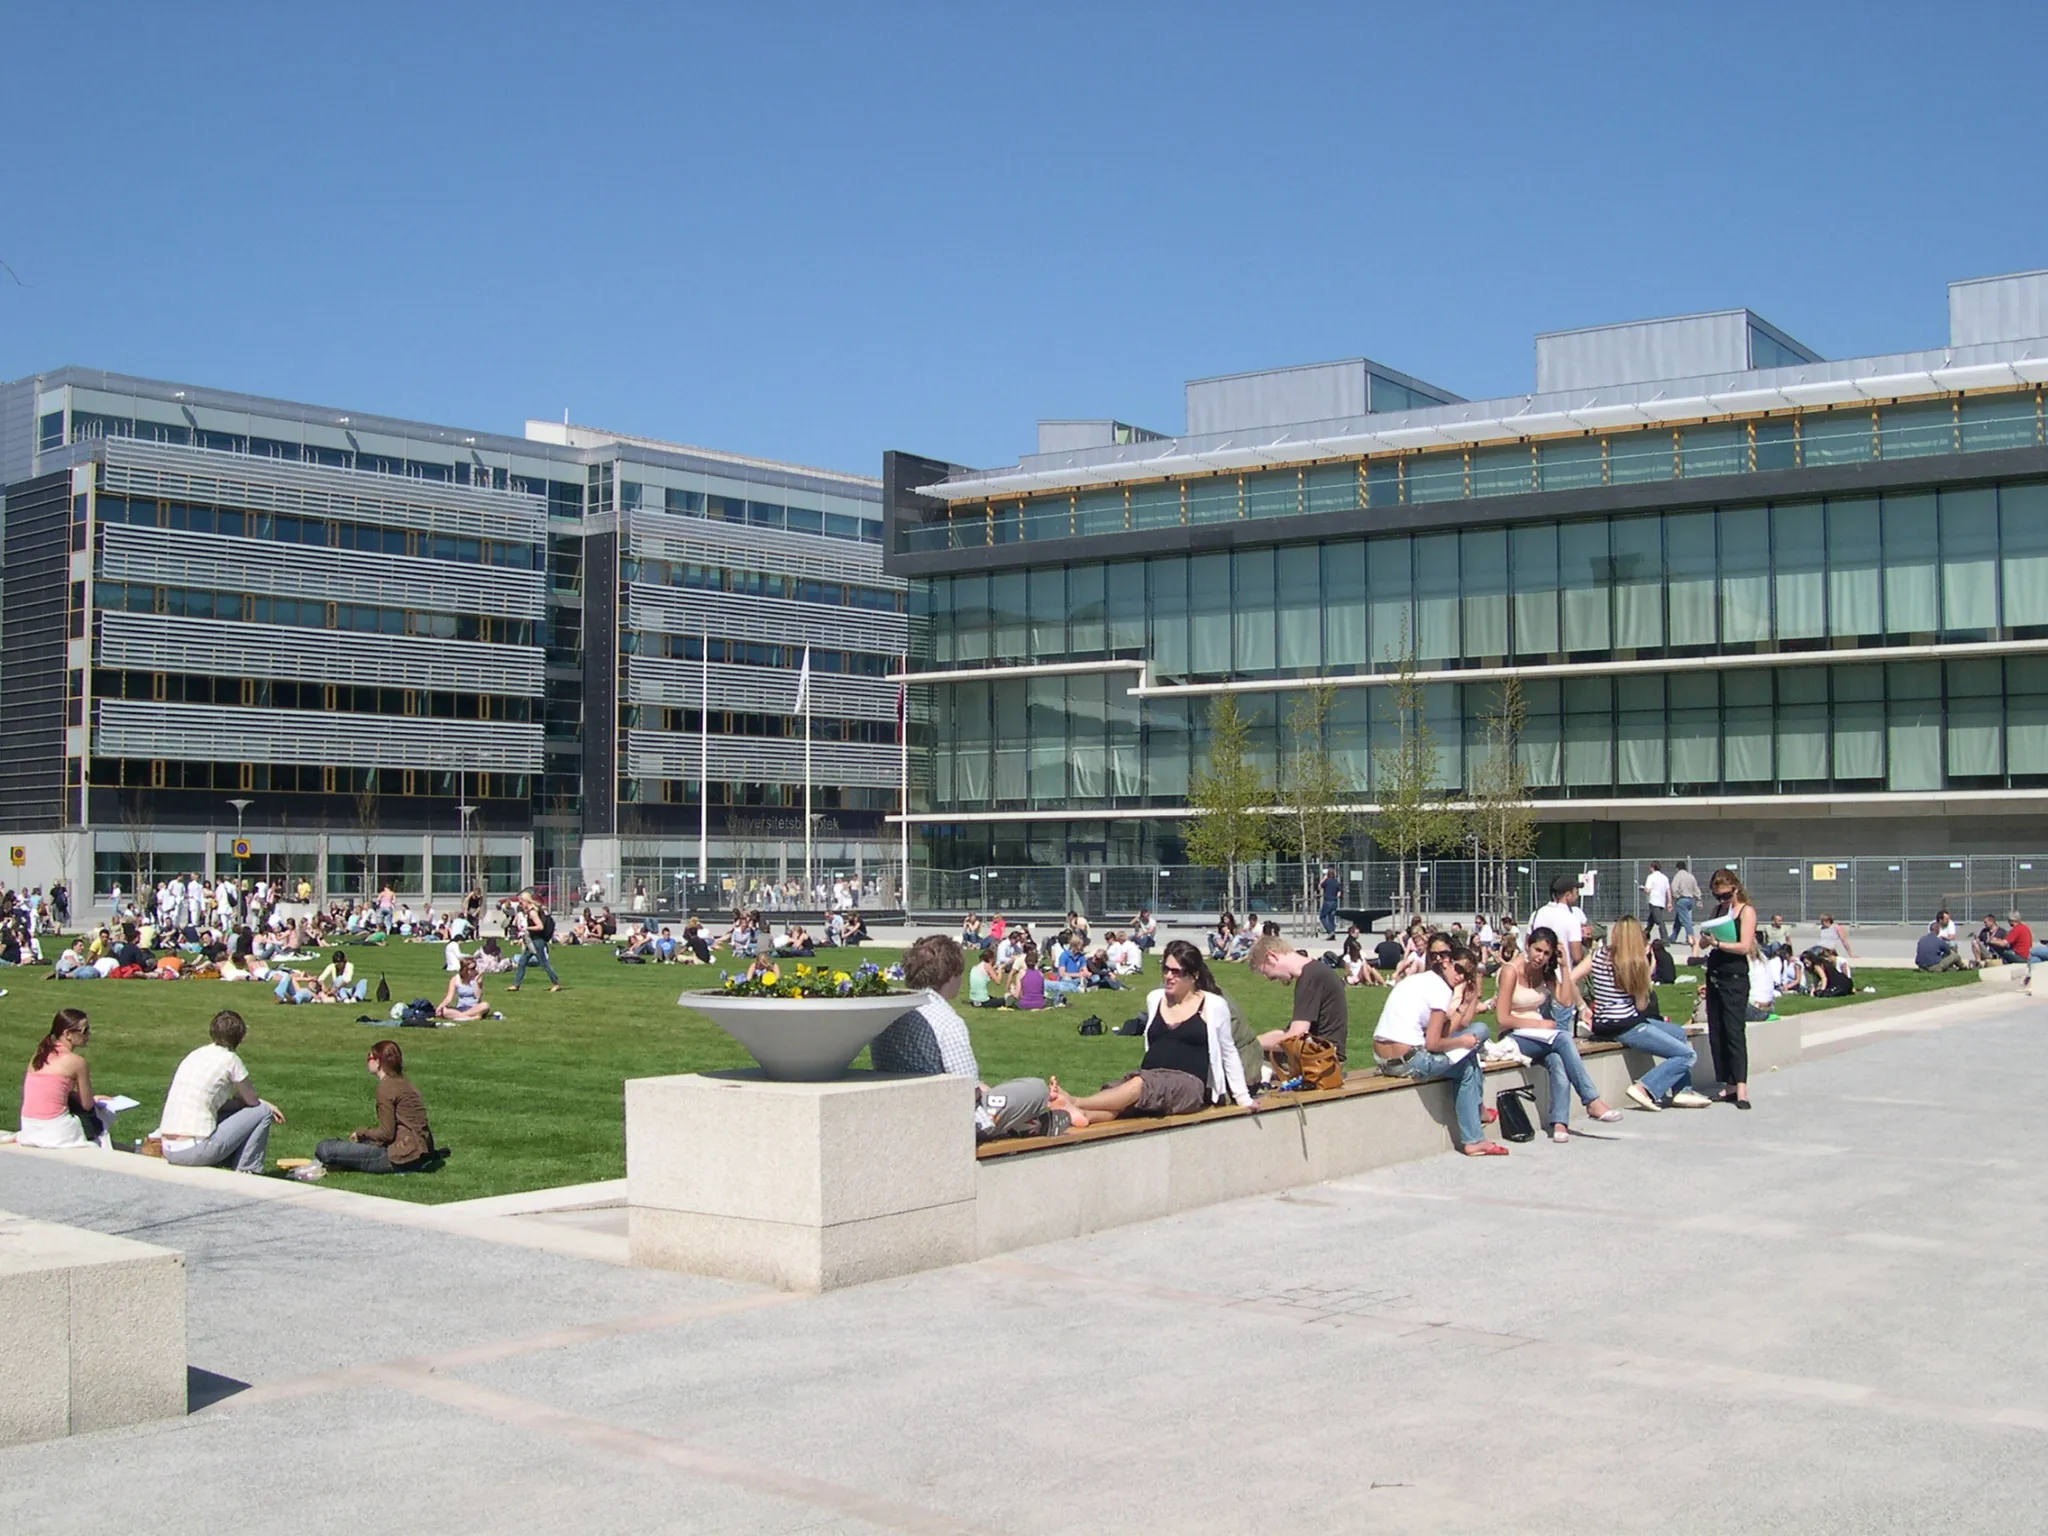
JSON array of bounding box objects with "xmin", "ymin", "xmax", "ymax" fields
[
  {"xmin": 634, "ymin": 635, "xmax": 900, "ymax": 676},
  {"xmin": 56, "ymin": 412, "xmax": 584, "ymax": 515},
  {"xmin": 919, "ymin": 657, "xmax": 2048, "ymax": 809},
  {"xmin": 917, "ymin": 480, "xmax": 2048, "ymax": 679},
  {"xmin": 90, "ymin": 670, "xmax": 534, "ymax": 721},
  {"xmin": 88, "ymin": 759, "xmax": 530, "ymax": 798},
  {"xmin": 93, "ymin": 581, "xmax": 537, "ymax": 646},
  {"xmin": 622, "ymin": 780, "xmax": 897, "ymax": 810},
  {"xmin": 622, "ymin": 557, "xmax": 903, "ymax": 612},
  {"xmin": 634, "ymin": 708, "xmax": 900, "ymax": 744},
  {"xmin": 618, "ymin": 481, "xmax": 882, "ymax": 544},
  {"xmin": 88, "ymin": 853, "xmax": 528, "ymax": 899},
  {"xmin": 94, "ymin": 494, "xmax": 541, "ymax": 569},
  {"xmin": 906, "ymin": 388, "xmax": 2048, "ymax": 550}
]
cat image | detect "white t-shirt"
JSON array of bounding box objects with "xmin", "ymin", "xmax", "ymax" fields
[
  {"xmin": 1107, "ymin": 939, "xmax": 1142, "ymax": 973},
  {"xmin": 1373, "ymin": 971, "xmax": 1456, "ymax": 1048},
  {"xmin": 1643, "ymin": 870, "xmax": 1671, "ymax": 908},
  {"xmin": 1529, "ymin": 902, "xmax": 1585, "ymax": 954},
  {"xmin": 158, "ymin": 1044, "xmax": 250, "ymax": 1142}
]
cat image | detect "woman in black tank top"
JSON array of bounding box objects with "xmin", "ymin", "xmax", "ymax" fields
[{"xmin": 1048, "ymin": 940, "xmax": 1257, "ymax": 1124}]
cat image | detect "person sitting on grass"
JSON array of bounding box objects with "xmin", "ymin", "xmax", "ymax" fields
[
  {"xmin": 1039, "ymin": 950, "xmax": 1080, "ymax": 1005},
  {"xmin": 1340, "ymin": 936, "xmax": 1384, "ymax": 987},
  {"xmin": 871, "ymin": 935, "xmax": 1069, "ymax": 1141},
  {"xmin": 1008, "ymin": 945, "xmax": 1049, "ymax": 1009},
  {"xmin": 157, "ymin": 1010, "xmax": 284, "ymax": 1174},
  {"xmin": 1586, "ymin": 917, "xmax": 1710, "ymax": 1112},
  {"xmin": 1916, "ymin": 919, "xmax": 1970, "ymax": 973},
  {"xmin": 654, "ymin": 926, "xmax": 678, "ymax": 963},
  {"xmin": 436, "ymin": 957, "xmax": 490, "ymax": 1021},
  {"xmin": 474, "ymin": 937, "xmax": 515, "ymax": 974},
  {"xmin": 1047, "ymin": 939, "xmax": 1256, "ymax": 1125},
  {"xmin": 272, "ymin": 965, "xmax": 320, "ymax": 1005},
  {"xmin": 1489, "ymin": 926, "xmax": 1624, "ymax": 1142},
  {"xmin": 16, "ymin": 1008, "xmax": 114, "ymax": 1148},
  {"xmin": 841, "ymin": 911, "xmax": 871, "ymax": 946},
  {"xmin": 313, "ymin": 1039, "xmax": 437, "ymax": 1175},
  {"xmin": 961, "ymin": 913, "xmax": 985, "ymax": 947},
  {"xmin": 1105, "ymin": 931, "xmax": 1144, "ymax": 975},
  {"xmin": 317, "ymin": 950, "xmax": 369, "ymax": 1003},
  {"xmin": 967, "ymin": 946, "xmax": 1003, "ymax": 1007},
  {"xmin": 1083, "ymin": 945, "xmax": 1124, "ymax": 991},
  {"xmin": 1372, "ymin": 943, "xmax": 1507, "ymax": 1157},
  {"xmin": 1801, "ymin": 948, "xmax": 1854, "ymax": 998},
  {"xmin": 1247, "ymin": 933, "xmax": 1350, "ymax": 1074}
]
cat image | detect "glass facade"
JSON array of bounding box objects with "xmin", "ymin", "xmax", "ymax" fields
[
  {"xmin": 904, "ymin": 390, "xmax": 2046, "ymax": 553},
  {"xmin": 910, "ymin": 472, "xmax": 2048, "ymax": 816}
]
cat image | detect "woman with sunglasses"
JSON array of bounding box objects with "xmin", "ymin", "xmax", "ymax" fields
[
  {"xmin": 1047, "ymin": 939, "xmax": 1255, "ymax": 1124},
  {"xmin": 1373, "ymin": 942, "xmax": 1507, "ymax": 1156},
  {"xmin": 1692, "ymin": 868, "xmax": 1759, "ymax": 1110},
  {"xmin": 1490, "ymin": 927, "xmax": 1623, "ymax": 1142},
  {"xmin": 17, "ymin": 1009, "xmax": 114, "ymax": 1148}
]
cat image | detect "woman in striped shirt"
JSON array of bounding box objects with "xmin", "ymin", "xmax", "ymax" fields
[{"xmin": 1589, "ymin": 917, "xmax": 1712, "ymax": 1112}]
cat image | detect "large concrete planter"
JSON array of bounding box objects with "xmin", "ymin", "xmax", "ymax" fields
[{"xmin": 678, "ymin": 989, "xmax": 920, "ymax": 1081}]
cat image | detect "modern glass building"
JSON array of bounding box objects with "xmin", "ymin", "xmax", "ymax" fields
[
  {"xmin": 0, "ymin": 369, "xmax": 903, "ymax": 908},
  {"xmin": 884, "ymin": 270, "xmax": 2048, "ymax": 884}
]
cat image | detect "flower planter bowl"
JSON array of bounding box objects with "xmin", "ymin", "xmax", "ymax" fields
[{"xmin": 678, "ymin": 989, "xmax": 921, "ymax": 1081}]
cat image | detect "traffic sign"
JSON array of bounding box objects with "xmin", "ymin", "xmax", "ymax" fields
[
  {"xmin": 231, "ymin": 839, "xmax": 252, "ymax": 860},
  {"xmin": 8, "ymin": 846, "xmax": 23, "ymax": 867}
]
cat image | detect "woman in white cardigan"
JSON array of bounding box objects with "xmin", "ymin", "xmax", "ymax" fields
[{"xmin": 1048, "ymin": 939, "xmax": 1255, "ymax": 1123}]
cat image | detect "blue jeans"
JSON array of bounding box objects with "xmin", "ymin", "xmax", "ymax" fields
[
  {"xmin": 515, "ymin": 940, "xmax": 561, "ymax": 986},
  {"xmin": 1515, "ymin": 1022, "xmax": 1604, "ymax": 1127},
  {"xmin": 1616, "ymin": 1019, "xmax": 1697, "ymax": 1101},
  {"xmin": 1673, "ymin": 897, "xmax": 1696, "ymax": 941},
  {"xmin": 1319, "ymin": 900, "xmax": 1339, "ymax": 937},
  {"xmin": 1378, "ymin": 1023, "xmax": 1492, "ymax": 1146},
  {"xmin": 273, "ymin": 974, "xmax": 313, "ymax": 1004}
]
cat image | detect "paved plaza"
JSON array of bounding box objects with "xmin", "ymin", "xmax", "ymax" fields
[{"xmin": 1, "ymin": 985, "xmax": 2044, "ymax": 1534}]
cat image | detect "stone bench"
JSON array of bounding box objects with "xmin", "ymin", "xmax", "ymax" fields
[
  {"xmin": 0, "ymin": 1211, "xmax": 187, "ymax": 1446},
  {"xmin": 625, "ymin": 1015, "xmax": 1804, "ymax": 1293}
]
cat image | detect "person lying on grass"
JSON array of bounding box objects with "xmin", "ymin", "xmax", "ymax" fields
[{"xmin": 1047, "ymin": 939, "xmax": 1258, "ymax": 1125}]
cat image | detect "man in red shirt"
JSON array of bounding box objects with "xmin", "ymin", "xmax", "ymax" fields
[{"xmin": 1991, "ymin": 911, "xmax": 2040, "ymax": 966}]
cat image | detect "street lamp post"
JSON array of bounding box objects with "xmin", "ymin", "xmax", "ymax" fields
[{"xmin": 457, "ymin": 802, "xmax": 477, "ymax": 902}]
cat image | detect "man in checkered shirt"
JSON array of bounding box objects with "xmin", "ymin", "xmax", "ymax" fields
[{"xmin": 870, "ymin": 935, "xmax": 1067, "ymax": 1141}]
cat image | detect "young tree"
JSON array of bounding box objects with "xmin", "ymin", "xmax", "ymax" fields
[
  {"xmin": 1184, "ymin": 693, "xmax": 1272, "ymax": 916},
  {"xmin": 1366, "ymin": 636, "xmax": 1462, "ymax": 917},
  {"xmin": 1275, "ymin": 685, "xmax": 1352, "ymax": 922},
  {"xmin": 1466, "ymin": 676, "xmax": 1538, "ymax": 917},
  {"xmin": 353, "ymin": 785, "xmax": 380, "ymax": 905}
]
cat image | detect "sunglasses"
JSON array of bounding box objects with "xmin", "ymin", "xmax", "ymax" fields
[{"xmin": 1161, "ymin": 963, "xmax": 1189, "ymax": 977}]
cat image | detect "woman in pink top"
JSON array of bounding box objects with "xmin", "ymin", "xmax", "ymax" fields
[{"xmin": 17, "ymin": 1009, "xmax": 106, "ymax": 1148}]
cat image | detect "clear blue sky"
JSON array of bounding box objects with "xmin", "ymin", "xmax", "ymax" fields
[{"xmin": 5, "ymin": 3, "xmax": 2047, "ymax": 477}]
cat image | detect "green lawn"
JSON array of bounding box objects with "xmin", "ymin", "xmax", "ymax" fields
[{"xmin": 0, "ymin": 940, "xmax": 1985, "ymax": 1204}]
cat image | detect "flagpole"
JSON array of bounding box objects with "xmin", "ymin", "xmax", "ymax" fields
[
  {"xmin": 697, "ymin": 622, "xmax": 709, "ymax": 890},
  {"xmin": 897, "ymin": 660, "xmax": 909, "ymax": 915},
  {"xmin": 801, "ymin": 645, "xmax": 813, "ymax": 907}
]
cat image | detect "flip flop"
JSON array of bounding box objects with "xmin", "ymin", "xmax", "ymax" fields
[
  {"xmin": 1461, "ymin": 1142, "xmax": 1510, "ymax": 1156},
  {"xmin": 1480, "ymin": 1106, "xmax": 1499, "ymax": 1125}
]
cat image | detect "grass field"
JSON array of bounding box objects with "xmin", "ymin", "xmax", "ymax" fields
[{"xmin": 0, "ymin": 939, "xmax": 1983, "ymax": 1204}]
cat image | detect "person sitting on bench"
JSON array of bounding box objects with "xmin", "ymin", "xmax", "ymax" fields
[
  {"xmin": 1047, "ymin": 939, "xmax": 1256, "ymax": 1124},
  {"xmin": 1490, "ymin": 927, "xmax": 1623, "ymax": 1142},
  {"xmin": 1372, "ymin": 942, "xmax": 1507, "ymax": 1157},
  {"xmin": 1587, "ymin": 917, "xmax": 1710, "ymax": 1112},
  {"xmin": 314, "ymin": 1039, "xmax": 437, "ymax": 1173},
  {"xmin": 870, "ymin": 935, "xmax": 1066, "ymax": 1141},
  {"xmin": 1246, "ymin": 933, "xmax": 1349, "ymax": 1075}
]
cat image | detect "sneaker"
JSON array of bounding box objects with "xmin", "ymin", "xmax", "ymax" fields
[
  {"xmin": 1625, "ymin": 1083, "xmax": 1661, "ymax": 1112},
  {"xmin": 1669, "ymin": 1089, "xmax": 1714, "ymax": 1108}
]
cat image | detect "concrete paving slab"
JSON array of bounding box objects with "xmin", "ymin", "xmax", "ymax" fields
[{"xmin": 0, "ymin": 984, "xmax": 2042, "ymax": 1533}]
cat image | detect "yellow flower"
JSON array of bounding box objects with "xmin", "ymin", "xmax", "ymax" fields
[{"xmin": 832, "ymin": 971, "xmax": 850, "ymax": 986}]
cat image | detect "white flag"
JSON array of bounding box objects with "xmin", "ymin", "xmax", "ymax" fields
[{"xmin": 794, "ymin": 647, "xmax": 811, "ymax": 713}]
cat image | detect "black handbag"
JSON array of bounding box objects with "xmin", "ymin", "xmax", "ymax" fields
[
  {"xmin": 1494, "ymin": 1086, "xmax": 1538, "ymax": 1143},
  {"xmin": 374, "ymin": 973, "xmax": 390, "ymax": 1003},
  {"xmin": 1077, "ymin": 1016, "xmax": 1104, "ymax": 1036}
]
